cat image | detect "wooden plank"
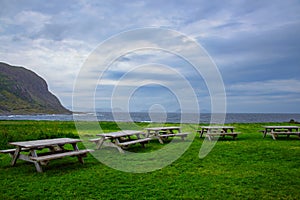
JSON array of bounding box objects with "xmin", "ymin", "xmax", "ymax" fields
[
  {"xmin": 30, "ymin": 149, "xmax": 43, "ymax": 172},
  {"xmin": 89, "ymin": 137, "xmax": 111, "ymax": 143},
  {"xmin": 206, "ymin": 132, "xmax": 241, "ymax": 141},
  {"xmin": 206, "ymin": 132, "xmax": 241, "ymax": 136},
  {"xmin": 97, "ymin": 130, "xmax": 145, "ymax": 138},
  {"xmin": 0, "ymin": 148, "xmax": 31, "ymax": 154},
  {"xmin": 11, "ymin": 147, "xmax": 21, "ymax": 166},
  {"xmin": 118, "ymin": 138, "xmax": 152, "ymax": 146},
  {"xmin": 201, "ymin": 126, "xmax": 235, "ymax": 129},
  {"xmin": 158, "ymin": 133, "xmax": 190, "ymax": 142},
  {"xmin": 0, "ymin": 149, "xmax": 17, "ymax": 154},
  {"xmin": 30, "ymin": 149, "xmax": 93, "ymax": 162},
  {"xmin": 89, "ymin": 138, "xmax": 101, "ymax": 143},
  {"xmin": 270, "ymin": 132, "xmax": 300, "ymax": 135},
  {"xmin": 158, "ymin": 133, "xmax": 189, "ymax": 137},
  {"xmin": 263, "ymin": 126, "xmax": 299, "ymax": 129},
  {"xmin": 9, "ymin": 138, "xmax": 82, "ymax": 148},
  {"xmin": 268, "ymin": 132, "xmax": 300, "ymax": 140}
]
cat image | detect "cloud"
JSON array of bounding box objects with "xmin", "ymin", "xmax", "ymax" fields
[
  {"xmin": 0, "ymin": 0, "xmax": 299, "ymax": 112},
  {"xmin": 228, "ymin": 79, "xmax": 300, "ymax": 95},
  {"xmin": 0, "ymin": 35, "xmax": 93, "ymax": 108},
  {"xmin": 226, "ymin": 79, "xmax": 300, "ymax": 113}
]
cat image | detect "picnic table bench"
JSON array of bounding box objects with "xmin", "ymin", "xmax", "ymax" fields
[
  {"xmin": 90, "ymin": 130, "xmax": 152, "ymax": 153},
  {"xmin": 197, "ymin": 126, "xmax": 241, "ymax": 141},
  {"xmin": 144, "ymin": 127, "xmax": 189, "ymax": 144},
  {"xmin": 0, "ymin": 138, "xmax": 93, "ymax": 172},
  {"xmin": 261, "ymin": 126, "xmax": 300, "ymax": 140}
]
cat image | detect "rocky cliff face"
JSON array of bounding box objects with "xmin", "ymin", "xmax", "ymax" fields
[{"xmin": 0, "ymin": 62, "xmax": 71, "ymax": 114}]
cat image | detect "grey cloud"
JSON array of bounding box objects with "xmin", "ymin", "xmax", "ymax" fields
[{"xmin": 1, "ymin": 0, "xmax": 300, "ymax": 112}]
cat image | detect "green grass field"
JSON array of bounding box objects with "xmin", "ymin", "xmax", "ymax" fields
[{"xmin": 0, "ymin": 121, "xmax": 299, "ymax": 199}]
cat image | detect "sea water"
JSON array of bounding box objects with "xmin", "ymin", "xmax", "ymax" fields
[{"xmin": 0, "ymin": 112, "xmax": 300, "ymax": 123}]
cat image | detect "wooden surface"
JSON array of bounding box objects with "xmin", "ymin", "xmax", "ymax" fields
[
  {"xmin": 117, "ymin": 138, "xmax": 152, "ymax": 147},
  {"xmin": 30, "ymin": 149, "xmax": 92, "ymax": 162},
  {"xmin": 198, "ymin": 126, "xmax": 240, "ymax": 140},
  {"xmin": 93, "ymin": 130, "xmax": 151, "ymax": 153},
  {"xmin": 10, "ymin": 138, "xmax": 81, "ymax": 148},
  {"xmin": 206, "ymin": 132, "xmax": 241, "ymax": 141},
  {"xmin": 6, "ymin": 138, "xmax": 89, "ymax": 172},
  {"xmin": 97, "ymin": 130, "xmax": 145, "ymax": 138},
  {"xmin": 200, "ymin": 126, "xmax": 235, "ymax": 129},
  {"xmin": 262, "ymin": 126, "xmax": 300, "ymax": 140},
  {"xmin": 144, "ymin": 126, "xmax": 183, "ymax": 144},
  {"xmin": 145, "ymin": 126, "xmax": 181, "ymax": 131},
  {"xmin": 198, "ymin": 126, "xmax": 236, "ymax": 138},
  {"xmin": 262, "ymin": 126, "xmax": 299, "ymax": 129}
]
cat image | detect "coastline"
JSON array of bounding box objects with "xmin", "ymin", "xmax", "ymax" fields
[{"xmin": 0, "ymin": 112, "xmax": 299, "ymax": 123}]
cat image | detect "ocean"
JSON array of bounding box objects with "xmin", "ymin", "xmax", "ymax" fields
[{"xmin": 0, "ymin": 112, "xmax": 300, "ymax": 123}]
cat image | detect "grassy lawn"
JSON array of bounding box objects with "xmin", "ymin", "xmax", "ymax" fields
[{"xmin": 0, "ymin": 121, "xmax": 300, "ymax": 199}]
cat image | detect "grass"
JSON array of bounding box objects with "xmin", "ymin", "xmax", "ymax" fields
[{"xmin": 0, "ymin": 121, "xmax": 300, "ymax": 199}]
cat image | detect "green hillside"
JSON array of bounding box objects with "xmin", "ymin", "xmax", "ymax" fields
[{"xmin": 0, "ymin": 62, "xmax": 71, "ymax": 114}]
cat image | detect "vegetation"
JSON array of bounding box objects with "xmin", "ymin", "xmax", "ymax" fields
[
  {"xmin": 0, "ymin": 62, "xmax": 71, "ymax": 114},
  {"xmin": 0, "ymin": 121, "xmax": 300, "ymax": 199}
]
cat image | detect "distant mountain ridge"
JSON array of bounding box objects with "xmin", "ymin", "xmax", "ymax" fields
[{"xmin": 0, "ymin": 62, "xmax": 71, "ymax": 115}]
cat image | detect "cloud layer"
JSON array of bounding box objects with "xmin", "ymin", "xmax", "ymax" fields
[{"xmin": 1, "ymin": 0, "xmax": 299, "ymax": 113}]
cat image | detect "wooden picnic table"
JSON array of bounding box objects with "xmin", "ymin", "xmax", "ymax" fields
[
  {"xmin": 261, "ymin": 126, "xmax": 300, "ymax": 140},
  {"xmin": 144, "ymin": 126, "xmax": 189, "ymax": 144},
  {"xmin": 0, "ymin": 138, "xmax": 92, "ymax": 172},
  {"xmin": 197, "ymin": 126, "xmax": 240, "ymax": 141},
  {"xmin": 90, "ymin": 130, "xmax": 152, "ymax": 153}
]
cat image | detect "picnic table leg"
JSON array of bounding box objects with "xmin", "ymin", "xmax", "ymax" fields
[
  {"xmin": 136, "ymin": 134, "xmax": 145, "ymax": 148},
  {"xmin": 30, "ymin": 150, "xmax": 43, "ymax": 173},
  {"xmin": 96, "ymin": 138, "xmax": 105, "ymax": 150},
  {"xmin": 114, "ymin": 139, "xmax": 125, "ymax": 153},
  {"xmin": 149, "ymin": 130, "xmax": 164, "ymax": 144},
  {"xmin": 146, "ymin": 130, "xmax": 150, "ymax": 138},
  {"xmin": 207, "ymin": 135, "xmax": 212, "ymax": 141},
  {"xmin": 116, "ymin": 147, "xmax": 125, "ymax": 153},
  {"xmin": 157, "ymin": 136, "xmax": 164, "ymax": 144},
  {"xmin": 155, "ymin": 131, "xmax": 164, "ymax": 144},
  {"xmin": 71, "ymin": 143, "xmax": 84, "ymax": 164},
  {"xmin": 263, "ymin": 130, "xmax": 267, "ymax": 138},
  {"xmin": 200, "ymin": 130, "xmax": 204, "ymax": 138},
  {"xmin": 180, "ymin": 136, "xmax": 184, "ymax": 141},
  {"xmin": 11, "ymin": 147, "xmax": 21, "ymax": 166}
]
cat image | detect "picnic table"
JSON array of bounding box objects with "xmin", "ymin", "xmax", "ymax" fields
[
  {"xmin": 144, "ymin": 126, "xmax": 189, "ymax": 144},
  {"xmin": 90, "ymin": 130, "xmax": 152, "ymax": 153},
  {"xmin": 261, "ymin": 126, "xmax": 300, "ymax": 140},
  {"xmin": 0, "ymin": 138, "xmax": 92, "ymax": 172},
  {"xmin": 197, "ymin": 126, "xmax": 240, "ymax": 141}
]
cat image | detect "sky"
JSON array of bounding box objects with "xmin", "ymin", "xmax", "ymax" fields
[{"xmin": 0, "ymin": 0, "xmax": 299, "ymax": 113}]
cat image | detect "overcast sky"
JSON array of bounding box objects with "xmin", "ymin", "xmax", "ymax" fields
[{"xmin": 0, "ymin": 0, "xmax": 299, "ymax": 113}]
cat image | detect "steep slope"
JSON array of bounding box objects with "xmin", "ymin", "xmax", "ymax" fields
[{"xmin": 0, "ymin": 62, "xmax": 71, "ymax": 114}]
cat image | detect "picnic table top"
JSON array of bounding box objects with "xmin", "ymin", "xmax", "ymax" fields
[
  {"xmin": 200, "ymin": 126, "xmax": 235, "ymax": 129},
  {"xmin": 96, "ymin": 130, "xmax": 144, "ymax": 138},
  {"xmin": 262, "ymin": 126, "xmax": 299, "ymax": 129},
  {"xmin": 9, "ymin": 138, "xmax": 82, "ymax": 148},
  {"xmin": 144, "ymin": 126, "xmax": 181, "ymax": 131}
]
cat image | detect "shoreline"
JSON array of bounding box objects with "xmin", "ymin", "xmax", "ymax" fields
[{"xmin": 0, "ymin": 112, "xmax": 300, "ymax": 124}]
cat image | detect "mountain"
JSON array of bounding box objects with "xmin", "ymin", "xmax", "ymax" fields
[{"xmin": 0, "ymin": 62, "xmax": 71, "ymax": 115}]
